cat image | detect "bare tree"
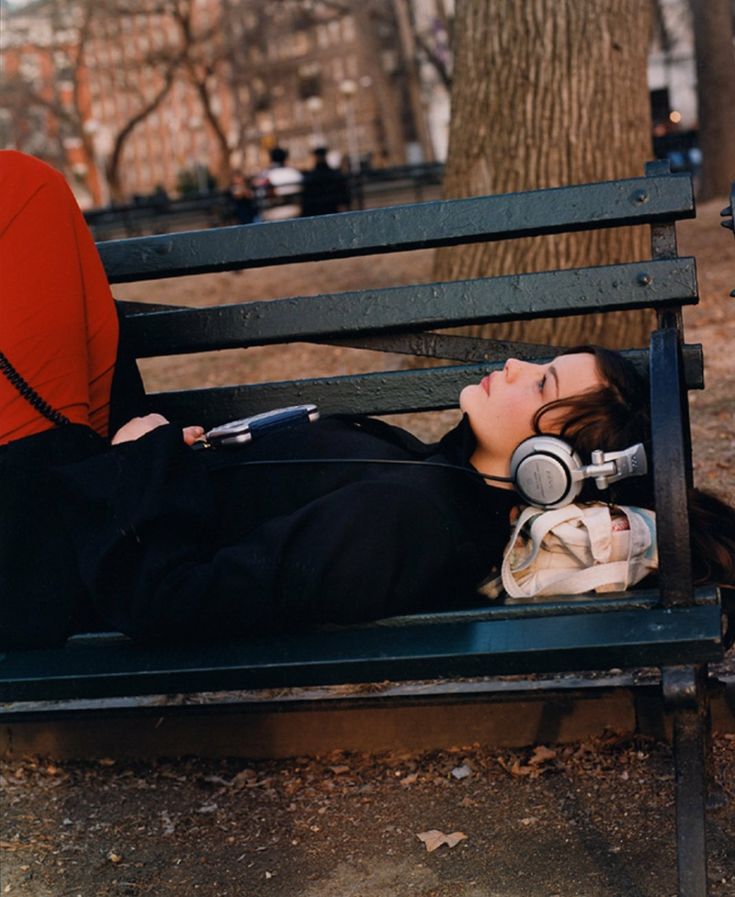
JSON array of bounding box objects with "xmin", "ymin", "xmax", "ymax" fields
[
  {"xmin": 89, "ymin": 1, "xmax": 184, "ymax": 200},
  {"xmin": 164, "ymin": 0, "xmax": 233, "ymax": 186},
  {"xmin": 690, "ymin": 0, "xmax": 735, "ymax": 200},
  {"xmin": 0, "ymin": 77, "xmax": 67, "ymax": 168},
  {"xmin": 434, "ymin": 0, "xmax": 656, "ymax": 349},
  {"xmin": 0, "ymin": 2, "xmax": 99, "ymax": 189},
  {"xmin": 1, "ymin": 0, "xmax": 182, "ymax": 203},
  {"xmin": 404, "ymin": 0, "xmax": 453, "ymax": 92},
  {"xmin": 167, "ymin": 0, "xmax": 297, "ymax": 186}
]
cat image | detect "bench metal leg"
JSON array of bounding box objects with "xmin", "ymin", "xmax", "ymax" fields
[{"xmin": 663, "ymin": 666, "xmax": 710, "ymax": 897}]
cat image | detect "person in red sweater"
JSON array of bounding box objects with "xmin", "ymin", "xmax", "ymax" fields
[{"xmin": 0, "ymin": 150, "xmax": 119, "ymax": 445}]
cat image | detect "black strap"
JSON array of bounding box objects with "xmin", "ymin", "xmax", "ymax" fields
[{"xmin": 0, "ymin": 351, "xmax": 71, "ymax": 428}]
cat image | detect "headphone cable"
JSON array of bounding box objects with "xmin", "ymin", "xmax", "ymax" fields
[
  {"xmin": 202, "ymin": 454, "xmax": 514, "ymax": 485},
  {"xmin": 0, "ymin": 351, "xmax": 71, "ymax": 428}
]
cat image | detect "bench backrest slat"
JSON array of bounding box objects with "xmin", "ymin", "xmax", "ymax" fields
[
  {"xmin": 120, "ymin": 258, "xmax": 698, "ymax": 358},
  {"xmin": 100, "ymin": 174, "xmax": 694, "ymax": 283}
]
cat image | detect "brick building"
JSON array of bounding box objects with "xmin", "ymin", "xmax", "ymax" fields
[{"xmin": 1, "ymin": 0, "xmax": 441, "ymax": 205}]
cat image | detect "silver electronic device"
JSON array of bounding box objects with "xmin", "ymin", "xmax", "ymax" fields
[{"xmin": 201, "ymin": 404, "xmax": 319, "ymax": 448}]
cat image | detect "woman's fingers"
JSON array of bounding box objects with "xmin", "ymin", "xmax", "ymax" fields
[{"xmin": 182, "ymin": 425, "xmax": 205, "ymax": 446}]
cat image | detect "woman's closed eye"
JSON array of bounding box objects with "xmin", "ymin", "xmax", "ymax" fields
[{"xmin": 537, "ymin": 374, "xmax": 547, "ymax": 393}]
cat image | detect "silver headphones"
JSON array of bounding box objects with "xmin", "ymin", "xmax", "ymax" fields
[{"xmin": 509, "ymin": 436, "xmax": 648, "ymax": 510}]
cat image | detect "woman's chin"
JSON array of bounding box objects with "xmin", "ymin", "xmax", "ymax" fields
[{"xmin": 459, "ymin": 383, "xmax": 482, "ymax": 411}]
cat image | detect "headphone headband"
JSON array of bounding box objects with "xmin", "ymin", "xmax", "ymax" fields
[{"xmin": 509, "ymin": 436, "xmax": 648, "ymax": 510}]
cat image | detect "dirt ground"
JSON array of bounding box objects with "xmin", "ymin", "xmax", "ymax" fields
[
  {"xmin": 680, "ymin": 198, "xmax": 735, "ymax": 507},
  {"xmin": 2, "ymin": 735, "xmax": 735, "ymax": 897},
  {"xmin": 1, "ymin": 197, "xmax": 733, "ymax": 897}
]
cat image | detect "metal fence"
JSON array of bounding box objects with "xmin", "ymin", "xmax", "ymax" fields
[{"xmin": 84, "ymin": 163, "xmax": 444, "ymax": 240}]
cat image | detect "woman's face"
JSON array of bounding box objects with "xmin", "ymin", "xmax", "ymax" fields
[{"xmin": 460, "ymin": 353, "xmax": 604, "ymax": 476}]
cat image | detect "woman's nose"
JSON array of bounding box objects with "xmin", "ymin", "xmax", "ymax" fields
[
  {"xmin": 504, "ymin": 358, "xmax": 521, "ymax": 381},
  {"xmin": 505, "ymin": 358, "xmax": 540, "ymax": 382}
]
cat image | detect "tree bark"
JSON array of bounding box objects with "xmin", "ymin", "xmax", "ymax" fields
[
  {"xmin": 690, "ymin": 0, "xmax": 735, "ymax": 201},
  {"xmin": 434, "ymin": 0, "xmax": 655, "ymax": 348}
]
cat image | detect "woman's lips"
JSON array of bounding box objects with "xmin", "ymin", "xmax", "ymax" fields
[{"xmin": 481, "ymin": 374, "xmax": 491, "ymax": 394}]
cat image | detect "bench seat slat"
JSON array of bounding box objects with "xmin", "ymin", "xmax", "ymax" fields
[
  {"xmin": 0, "ymin": 590, "xmax": 721, "ymax": 704},
  {"xmin": 100, "ymin": 174, "xmax": 695, "ymax": 282},
  {"xmin": 121, "ymin": 258, "xmax": 697, "ymax": 357},
  {"xmin": 145, "ymin": 346, "xmax": 703, "ymax": 426}
]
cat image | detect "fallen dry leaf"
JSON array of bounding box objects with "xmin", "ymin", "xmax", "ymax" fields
[
  {"xmin": 529, "ymin": 746, "xmax": 556, "ymax": 766},
  {"xmin": 416, "ymin": 830, "xmax": 467, "ymax": 852},
  {"xmin": 444, "ymin": 832, "xmax": 468, "ymax": 848},
  {"xmin": 231, "ymin": 769, "xmax": 257, "ymax": 788},
  {"xmin": 417, "ymin": 830, "xmax": 446, "ymax": 852},
  {"xmin": 498, "ymin": 748, "xmax": 556, "ymax": 779}
]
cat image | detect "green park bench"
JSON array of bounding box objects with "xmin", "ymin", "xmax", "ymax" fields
[{"xmin": 1, "ymin": 162, "xmax": 732, "ymax": 897}]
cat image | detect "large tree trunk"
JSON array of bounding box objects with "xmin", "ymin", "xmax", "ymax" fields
[
  {"xmin": 690, "ymin": 0, "xmax": 735, "ymax": 201},
  {"xmin": 434, "ymin": 0, "xmax": 655, "ymax": 348}
]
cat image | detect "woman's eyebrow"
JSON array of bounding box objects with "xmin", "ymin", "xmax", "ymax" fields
[{"xmin": 548, "ymin": 364, "xmax": 560, "ymax": 398}]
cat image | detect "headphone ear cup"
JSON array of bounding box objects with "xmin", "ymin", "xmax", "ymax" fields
[{"xmin": 509, "ymin": 436, "xmax": 584, "ymax": 509}]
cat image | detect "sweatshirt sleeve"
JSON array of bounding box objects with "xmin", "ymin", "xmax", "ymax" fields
[{"xmin": 55, "ymin": 424, "xmax": 463, "ymax": 642}]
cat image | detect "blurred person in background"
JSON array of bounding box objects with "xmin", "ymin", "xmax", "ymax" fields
[
  {"xmin": 301, "ymin": 147, "xmax": 351, "ymax": 217},
  {"xmin": 253, "ymin": 146, "xmax": 303, "ymax": 221}
]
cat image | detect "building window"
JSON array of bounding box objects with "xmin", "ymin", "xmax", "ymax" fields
[
  {"xmin": 298, "ymin": 63, "xmax": 321, "ymax": 100},
  {"xmin": 253, "ymin": 78, "xmax": 270, "ymax": 111},
  {"xmin": 292, "ymin": 31, "xmax": 309, "ymax": 55},
  {"xmin": 342, "ymin": 16, "xmax": 355, "ymax": 42},
  {"xmin": 18, "ymin": 53, "xmax": 41, "ymax": 83}
]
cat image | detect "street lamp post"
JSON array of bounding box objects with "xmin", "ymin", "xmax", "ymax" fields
[
  {"xmin": 339, "ymin": 79, "xmax": 360, "ymax": 173},
  {"xmin": 305, "ymin": 95, "xmax": 325, "ymax": 147}
]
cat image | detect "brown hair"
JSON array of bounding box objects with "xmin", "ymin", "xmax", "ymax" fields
[{"xmin": 532, "ymin": 346, "xmax": 735, "ymax": 587}]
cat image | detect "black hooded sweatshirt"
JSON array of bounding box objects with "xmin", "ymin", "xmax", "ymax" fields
[{"xmin": 0, "ymin": 414, "xmax": 517, "ymax": 648}]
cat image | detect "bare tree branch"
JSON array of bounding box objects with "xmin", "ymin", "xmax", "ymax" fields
[
  {"xmin": 413, "ymin": 28, "xmax": 452, "ymax": 90},
  {"xmin": 106, "ymin": 60, "xmax": 181, "ymax": 197}
]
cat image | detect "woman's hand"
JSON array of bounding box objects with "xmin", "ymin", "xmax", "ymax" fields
[
  {"xmin": 111, "ymin": 413, "xmax": 169, "ymax": 445},
  {"xmin": 111, "ymin": 414, "xmax": 205, "ymax": 446},
  {"xmin": 182, "ymin": 425, "xmax": 205, "ymax": 446}
]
